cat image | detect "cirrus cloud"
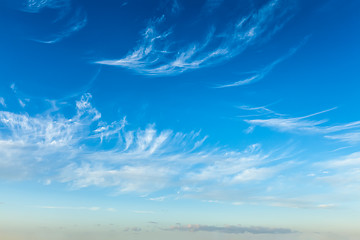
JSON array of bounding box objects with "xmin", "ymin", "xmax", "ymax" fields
[{"xmin": 96, "ymin": 0, "xmax": 294, "ymax": 76}]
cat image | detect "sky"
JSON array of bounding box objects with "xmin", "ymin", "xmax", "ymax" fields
[{"xmin": 0, "ymin": 0, "xmax": 360, "ymax": 239}]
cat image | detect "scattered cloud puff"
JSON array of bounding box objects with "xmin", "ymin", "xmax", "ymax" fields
[
  {"xmin": 167, "ymin": 224, "xmax": 295, "ymax": 234},
  {"xmin": 97, "ymin": 0, "xmax": 294, "ymax": 75},
  {"xmin": 21, "ymin": 0, "xmax": 87, "ymax": 43},
  {"xmin": 0, "ymin": 93, "xmax": 294, "ymax": 199}
]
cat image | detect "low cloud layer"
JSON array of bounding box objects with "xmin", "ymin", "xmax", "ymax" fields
[{"xmin": 167, "ymin": 224, "xmax": 295, "ymax": 234}]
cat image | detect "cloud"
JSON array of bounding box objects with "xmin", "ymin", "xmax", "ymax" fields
[
  {"xmin": 106, "ymin": 208, "xmax": 117, "ymax": 212},
  {"xmin": 244, "ymin": 107, "xmax": 360, "ymax": 137},
  {"xmin": 216, "ymin": 37, "xmax": 309, "ymax": 88},
  {"xmin": 37, "ymin": 206, "xmax": 100, "ymax": 211},
  {"xmin": 18, "ymin": 99, "xmax": 26, "ymax": 108},
  {"xmin": 203, "ymin": 0, "xmax": 225, "ymax": 13},
  {"xmin": 23, "ymin": 0, "xmax": 70, "ymax": 13},
  {"xmin": 252, "ymin": 196, "xmax": 337, "ymax": 209},
  {"xmin": 96, "ymin": 0, "xmax": 294, "ymax": 76},
  {"xmin": 319, "ymin": 152, "xmax": 360, "ymax": 168},
  {"xmin": 314, "ymin": 152, "xmax": 360, "ymax": 193},
  {"xmin": 21, "ymin": 0, "xmax": 87, "ymax": 43},
  {"xmin": 170, "ymin": 0, "xmax": 181, "ymax": 14},
  {"xmin": 167, "ymin": 224, "xmax": 295, "ymax": 234},
  {"xmin": 0, "ymin": 97, "xmax": 6, "ymax": 107},
  {"xmin": 0, "ymin": 93, "xmax": 294, "ymax": 199},
  {"xmin": 325, "ymin": 131, "xmax": 360, "ymax": 144},
  {"xmin": 237, "ymin": 103, "xmax": 284, "ymax": 117},
  {"xmin": 185, "ymin": 148, "xmax": 292, "ymax": 185},
  {"xmin": 124, "ymin": 227, "xmax": 142, "ymax": 232},
  {"xmin": 35, "ymin": 8, "xmax": 87, "ymax": 44},
  {"xmin": 133, "ymin": 210, "xmax": 155, "ymax": 214},
  {"xmin": 148, "ymin": 196, "xmax": 166, "ymax": 201}
]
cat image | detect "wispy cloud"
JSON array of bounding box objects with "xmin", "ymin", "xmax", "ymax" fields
[
  {"xmin": 18, "ymin": 99, "xmax": 26, "ymax": 108},
  {"xmin": 167, "ymin": 224, "xmax": 295, "ymax": 234},
  {"xmin": 37, "ymin": 206, "xmax": 100, "ymax": 211},
  {"xmin": 243, "ymin": 107, "xmax": 360, "ymax": 139},
  {"xmin": 252, "ymin": 196, "xmax": 337, "ymax": 209},
  {"xmin": 23, "ymin": 0, "xmax": 70, "ymax": 13},
  {"xmin": 318, "ymin": 152, "xmax": 360, "ymax": 168},
  {"xmin": 170, "ymin": 0, "xmax": 181, "ymax": 14},
  {"xmin": 325, "ymin": 131, "xmax": 360, "ymax": 144},
  {"xmin": 96, "ymin": 0, "xmax": 294, "ymax": 76},
  {"xmin": 0, "ymin": 93, "xmax": 294, "ymax": 200},
  {"xmin": 35, "ymin": 8, "xmax": 87, "ymax": 44},
  {"xmin": 22, "ymin": 0, "xmax": 87, "ymax": 43},
  {"xmin": 133, "ymin": 210, "xmax": 155, "ymax": 214},
  {"xmin": 203, "ymin": 0, "xmax": 225, "ymax": 13},
  {"xmin": 148, "ymin": 196, "xmax": 166, "ymax": 201},
  {"xmin": 216, "ymin": 37, "xmax": 309, "ymax": 88},
  {"xmin": 0, "ymin": 97, "xmax": 6, "ymax": 107},
  {"xmin": 314, "ymin": 152, "xmax": 360, "ymax": 194}
]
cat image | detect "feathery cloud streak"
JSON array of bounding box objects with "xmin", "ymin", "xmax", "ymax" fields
[
  {"xmin": 0, "ymin": 97, "xmax": 6, "ymax": 107},
  {"xmin": 23, "ymin": 0, "xmax": 70, "ymax": 13},
  {"xmin": 244, "ymin": 107, "xmax": 360, "ymax": 141},
  {"xmin": 0, "ymin": 94, "xmax": 294, "ymax": 198},
  {"xmin": 22, "ymin": 0, "xmax": 87, "ymax": 43},
  {"xmin": 325, "ymin": 132, "xmax": 360, "ymax": 144},
  {"xmin": 314, "ymin": 152, "xmax": 360, "ymax": 194},
  {"xmin": 216, "ymin": 37, "xmax": 309, "ymax": 88},
  {"xmin": 96, "ymin": 0, "xmax": 294, "ymax": 75}
]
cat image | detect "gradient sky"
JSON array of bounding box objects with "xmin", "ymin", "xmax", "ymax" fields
[{"xmin": 0, "ymin": 0, "xmax": 360, "ymax": 239}]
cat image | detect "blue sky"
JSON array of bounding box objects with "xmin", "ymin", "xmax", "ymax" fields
[{"xmin": 0, "ymin": 0, "xmax": 360, "ymax": 239}]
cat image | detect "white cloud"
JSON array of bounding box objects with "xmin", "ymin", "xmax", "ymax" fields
[
  {"xmin": 148, "ymin": 196, "xmax": 166, "ymax": 201},
  {"xmin": 167, "ymin": 224, "xmax": 295, "ymax": 234},
  {"xmin": 97, "ymin": 0, "xmax": 294, "ymax": 75},
  {"xmin": 216, "ymin": 37, "xmax": 309, "ymax": 88},
  {"xmin": 325, "ymin": 131, "xmax": 360, "ymax": 144},
  {"xmin": 38, "ymin": 206, "xmax": 100, "ymax": 211},
  {"xmin": 133, "ymin": 210, "xmax": 155, "ymax": 214},
  {"xmin": 22, "ymin": 0, "xmax": 87, "ymax": 44},
  {"xmin": 313, "ymin": 152, "xmax": 360, "ymax": 194},
  {"xmin": 23, "ymin": 0, "xmax": 70, "ymax": 13},
  {"xmin": 231, "ymin": 167, "xmax": 278, "ymax": 183},
  {"xmin": 34, "ymin": 8, "xmax": 87, "ymax": 44},
  {"xmin": 318, "ymin": 152, "xmax": 360, "ymax": 168},
  {"xmin": 244, "ymin": 107, "xmax": 360, "ymax": 137},
  {"xmin": 203, "ymin": 0, "xmax": 224, "ymax": 13},
  {"xmin": 0, "ymin": 93, "xmax": 294, "ymax": 199},
  {"xmin": 18, "ymin": 99, "xmax": 26, "ymax": 108},
  {"xmin": 0, "ymin": 97, "xmax": 6, "ymax": 107}
]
